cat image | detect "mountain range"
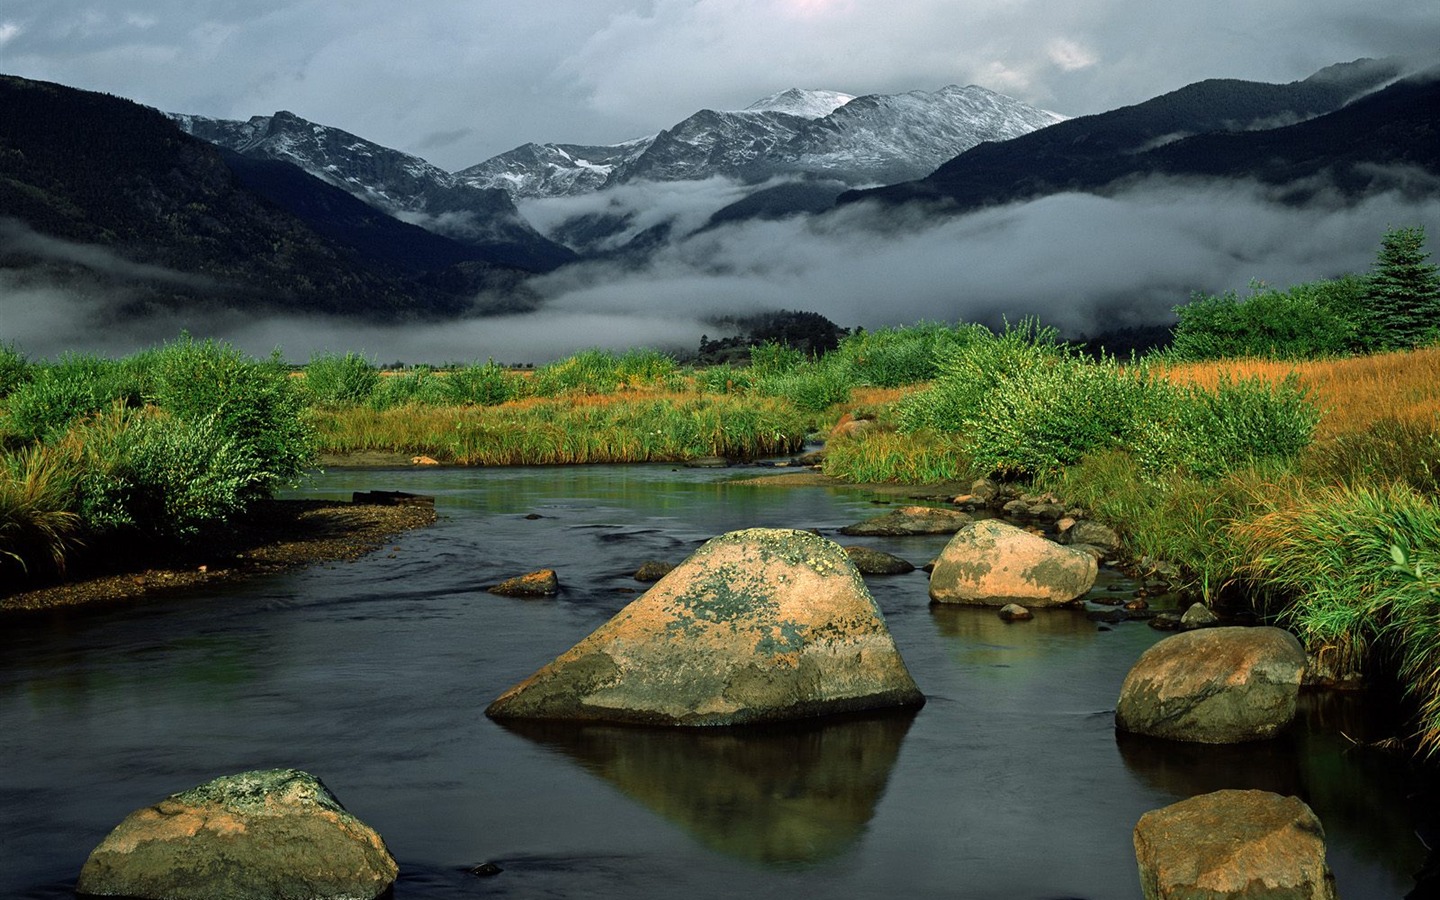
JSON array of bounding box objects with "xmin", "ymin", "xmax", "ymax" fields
[
  {"xmin": 2, "ymin": 56, "xmax": 1437, "ymax": 336},
  {"xmin": 847, "ymin": 57, "xmax": 1419, "ymax": 209}
]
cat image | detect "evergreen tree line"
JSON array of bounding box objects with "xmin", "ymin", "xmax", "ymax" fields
[{"xmin": 1168, "ymin": 225, "xmax": 1440, "ymax": 361}]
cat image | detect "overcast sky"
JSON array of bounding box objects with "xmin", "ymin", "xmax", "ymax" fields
[{"xmin": 3, "ymin": 1, "xmax": 1438, "ymax": 171}]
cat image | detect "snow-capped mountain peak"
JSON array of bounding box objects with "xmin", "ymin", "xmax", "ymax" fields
[{"xmin": 741, "ymin": 88, "xmax": 855, "ymax": 119}]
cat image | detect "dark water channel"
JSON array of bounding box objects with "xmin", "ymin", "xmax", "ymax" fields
[{"xmin": 2, "ymin": 465, "xmax": 1435, "ymax": 898}]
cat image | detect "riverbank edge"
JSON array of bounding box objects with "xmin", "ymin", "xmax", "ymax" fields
[{"xmin": 1, "ymin": 498, "xmax": 437, "ymax": 615}]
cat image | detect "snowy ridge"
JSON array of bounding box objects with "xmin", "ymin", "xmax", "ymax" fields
[
  {"xmin": 168, "ymin": 109, "xmax": 569, "ymax": 265},
  {"xmin": 461, "ymin": 84, "xmax": 1066, "ymax": 199},
  {"xmin": 741, "ymin": 88, "xmax": 855, "ymax": 119}
]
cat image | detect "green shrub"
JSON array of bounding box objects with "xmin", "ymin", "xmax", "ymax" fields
[
  {"xmin": 748, "ymin": 341, "xmax": 806, "ymax": 378},
  {"xmin": 304, "ymin": 352, "xmax": 380, "ymax": 408},
  {"xmin": 69, "ymin": 406, "xmax": 263, "ymax": 538},
  {"xmin": 145, "ymin": 337, "xmax": 312, "ymax": 497},
  {"xmin": 1136, "ymin": 374, "xmax": 1320, "ymax": 481},
  {"xmin": 439, "ymin": 361, "xmax": 517, "ymax": 406},
  {"xmin": 0, "ymin": 343, "xmax": 29, "ymax": 398},
  {"xmin": 836, "ymin": 322, "xmax": 984, "ymax": 387},
  {"xmin": 897, "ymin": 321, "xmax": 1161, "ymax": 478},
  {"xmin": 2, "ymin": 353, "xmax": 142, "ymax": 443},
  {"xmin": 694, "ymin": 363, "xmax": 754, "ymax": 395},
  {"xmin": 1167, "ymin": 278, "xmax": 1364, "ymax": 361},
  {"xmin": 753, "ymin": 356, "xmax": 857, "ymax": 412}
]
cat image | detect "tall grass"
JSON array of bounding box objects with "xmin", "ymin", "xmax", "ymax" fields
[
  {"xmin": 823, "ymin": 428, "xmax": 975, "ymax": 484},
  {"xmin": 0, "ymin": 442, "xmax": 83, "ymax": 576},
  {"xmin": 309, "ymin": 392, "xmax": 812, "ymax": 464},
  {"xmin": 1232, "ymin": 482, "xmax": 1440, "ymax": 752}
]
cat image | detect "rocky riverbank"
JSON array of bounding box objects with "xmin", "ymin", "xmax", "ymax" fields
[{"xmin": 0, "ymin": 498, "xmax": 436, "ymax": 615}]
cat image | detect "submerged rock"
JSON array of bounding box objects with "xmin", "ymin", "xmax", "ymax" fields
[
  {"xmin": 485, "ymin": 528, "xmax": 924, "ymax": 726},
  {"xmin": 998, "ymin": 603, "xmax": 1033, "ymax": 622},
  {"xmin": 633, "ymin": 560, "xmax": 675, "ymax": 583},
  {"xmin": 489, "ymin": 569, "xmax": 559, "ymax": 597},
  {"xmin": 76, "ymin": 768, "xmax": 397, "ymax": 900},
  {"xmin": 843, "ymin": 546, "xmax": 916, "ymax": 575},
  {"xmin": 839, "ymin": 506, "xmax": 973, "ymax": 536},
  {"xmin": 1134, "ymin": 789, "xmax": 1336, "ymax": 899},
  {"xmin": 1115, "ymin": 626, "xmax": 1306, "ymax": 743},
  {"xmin": 928, "ymin": 519, "xmax": 1097, "ymax": 606}
]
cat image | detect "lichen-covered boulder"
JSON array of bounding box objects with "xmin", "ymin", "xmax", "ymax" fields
[
  {"xmin": 839, "ymin": 506, "xmax": 973, "ymax": 536},
  {"xmin": 1134, "ymin": 790, "xmax": 1336, "ymax": 899},
  {"xmin": 76, "ymin": 769, "xmax": 397, "ymax": 900},
  {"xmin": 1115, "ymin": 626, "xmax": 1306, "ymax": 743},
  {"xmin": 485, "ymin": 528, "xmax": 924, "ymax": 726},
  {"xmin": 928, "ymin": 519, "xmax": 1097, "ymax": 606}
]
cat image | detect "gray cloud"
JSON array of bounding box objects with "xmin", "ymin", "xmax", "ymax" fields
[
  {"xmin": 1, "ymin": 2, "xmax": 1435, "ymax": 171},
  {"xmin": 7, "ymin": 177, "xmax": 1435, "ymax": 364}
]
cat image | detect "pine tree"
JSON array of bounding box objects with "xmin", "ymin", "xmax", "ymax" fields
[{"xmin": 1359, "ymin": 225, "xmax": 1440, "ymax": 351}]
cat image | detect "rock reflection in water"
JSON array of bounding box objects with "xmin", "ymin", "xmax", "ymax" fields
[
  {"xmin": 1117, "ymin": 689, "xmax": 1434, "ymax": 894},
  {"xmin": 497, "ymin": 712, "xmax": 917, "ymax": 867},
  {"xmin": 928, "ymin": 603, "xmax": 1099, "ymax": 673}
]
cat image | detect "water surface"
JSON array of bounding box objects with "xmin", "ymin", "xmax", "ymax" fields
[{"xmin": 1, "ymin": 465, "xmax": 1432, "ymax": 898}]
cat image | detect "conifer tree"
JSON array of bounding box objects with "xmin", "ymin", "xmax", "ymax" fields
[{"xmin": 1359, "ymin": 225, "xmax": 1440, "ymax": 351}]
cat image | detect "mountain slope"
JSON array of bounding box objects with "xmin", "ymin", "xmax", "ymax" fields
[
  {"xmin": 844, "ymin": 57, "xmax": 1408, "ymax": 209},
  {"xmin": 0, "ymin": 74, "xmax": 514, "ymax": 318},
  {"xmin": 461, "ymin": 85, "xmax": 1063, "ymax": 202},
  {"xmin": 171, "ymin": 110, "xmax": 574, "ymax": 271},
  {"xmin": 772, "ymin": 84, "xmax": 1066, "ymax": 185}
]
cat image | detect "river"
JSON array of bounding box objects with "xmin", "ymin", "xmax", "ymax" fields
[{"xmin": 1, "ymin": 464, "xmax": 1434, "ymax": 898}]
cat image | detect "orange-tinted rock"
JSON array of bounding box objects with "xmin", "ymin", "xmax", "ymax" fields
[
  {"xmin": 489, "ymin": 569, "xmax": 559, "ymax": 597},
  {"xmin": 1134, "ymin": 789, "xmax": 1336, "ymax": 899},
  {"xmin": 1115, "ymin": 626, "xmax": 1305, "ymax": 743},
  {"xmin": 929, "ymin": 519, "xmax": 1097, "ymax": 606},
  {"xmin": 839, "ymin": 505, "xmax": 973, "ymax": 536},
  {"xmin": 76, "ymin": 769, "xmax": 396, "ymax": 900},
  {"xmin": 485, "ymin": 528, "xmax": 924, "ymax": 726},
  {"xmin": 633, "ymin": 560, "xmax": 675, "ymax": 583}
]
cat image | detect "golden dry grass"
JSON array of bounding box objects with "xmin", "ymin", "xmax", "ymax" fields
[{"xmin": 1156, "ymin": 345, "xmax": 1440, "ymax": 440}]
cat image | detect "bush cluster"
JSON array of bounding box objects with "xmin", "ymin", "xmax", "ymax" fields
[
  {"xmin": 1, "ymin": 337, "xmax": 314, "ymax": 578},
  {"xmin": 895, "ymin": 321, "xmax": 1319, "ymax": 481}
]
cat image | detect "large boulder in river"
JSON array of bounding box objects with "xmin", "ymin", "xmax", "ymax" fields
[
  {"xmin": 1134, "ymin": 789, "xmax": 1336, "ymax": 899},
  {"xmin": 76, "ymin": 768, "xmax": 397, "ymax": 900},
  {"xmin": 928, "ymin": 519, "xmax": 1097, "ymax": 606},
  {"xmin": 485, "ymin": 528, "xmax": 924, "ymax": 726},
  {"xmin": 839, "ymin": 505, "xmax": 973, "ymax": 536},
  {"xmin": 1115, "ymin": 626, "xmax": 1306, "ymax": 743}
]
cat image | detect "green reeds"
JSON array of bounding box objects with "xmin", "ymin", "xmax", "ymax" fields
[
  {"xmin": 1231, "ymin": 482, "xmax": 1440, "ymax": 753},
  {"xmin": 309, "ymin": 393, "xmax": 813, "ymax": 464},
  {"xmin": 822, "ymin": 427, "xmax": 976, "ymax": 485},
  {"xmin": 0, "ymin": 441, "xmax": 83, "ymax": 577}
]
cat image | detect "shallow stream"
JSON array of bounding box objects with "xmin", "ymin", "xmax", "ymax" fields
[{"xmin": 1, "ymin": 464, "xmax": 1434, "ymax": 898}]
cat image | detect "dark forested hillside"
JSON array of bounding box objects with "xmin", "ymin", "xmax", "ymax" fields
[{"xmin": 0, "ymin": 75, "xmax": 525, "ymax": 319}]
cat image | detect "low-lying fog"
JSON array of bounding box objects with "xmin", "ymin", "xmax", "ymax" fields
[{"xmin": 3, "ymin": 170, "xmax": 1438, "ymax": 364}]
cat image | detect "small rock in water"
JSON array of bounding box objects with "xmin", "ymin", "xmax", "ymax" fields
[
  {"xmin": 468, "ymin": 862, "xmax": 503, "ymax": 877},
  {"xmin": 1149, "ymin": 613, "xmax": 1183, "ymax": 631},
  {"xmin": 1124, "ymin": 598, "xmax": 1149, "ymax": 611},
  {"xmin": 489, "ymin": 569, "xmax": 559, "ymax": 597},
  {"xmin": 843, "ymin": 546, "xmax": 916, "ymax": 575},
  {"xmin": 524, "ymin": 513, "xmax": 544, "ymax": 520},
  {"xmin": 633, "ymin": 560, "xmax": 675, "ymax": 583},
  {"xmin": 998, "ymin": 603, "xmax": 1034, "ymax": 622},
  {"xmin": 1180, "ymin": 602, "xmax": 1220, "ymax": 629}
]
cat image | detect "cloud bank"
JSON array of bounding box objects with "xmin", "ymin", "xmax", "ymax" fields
[
  {"xmin": 2, "ymin": 1, "xmax": 1437, "ymax": 169},
  {"xmin": 5, "ymin": 176, "xmax": 1437, "ymax": 364}
]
